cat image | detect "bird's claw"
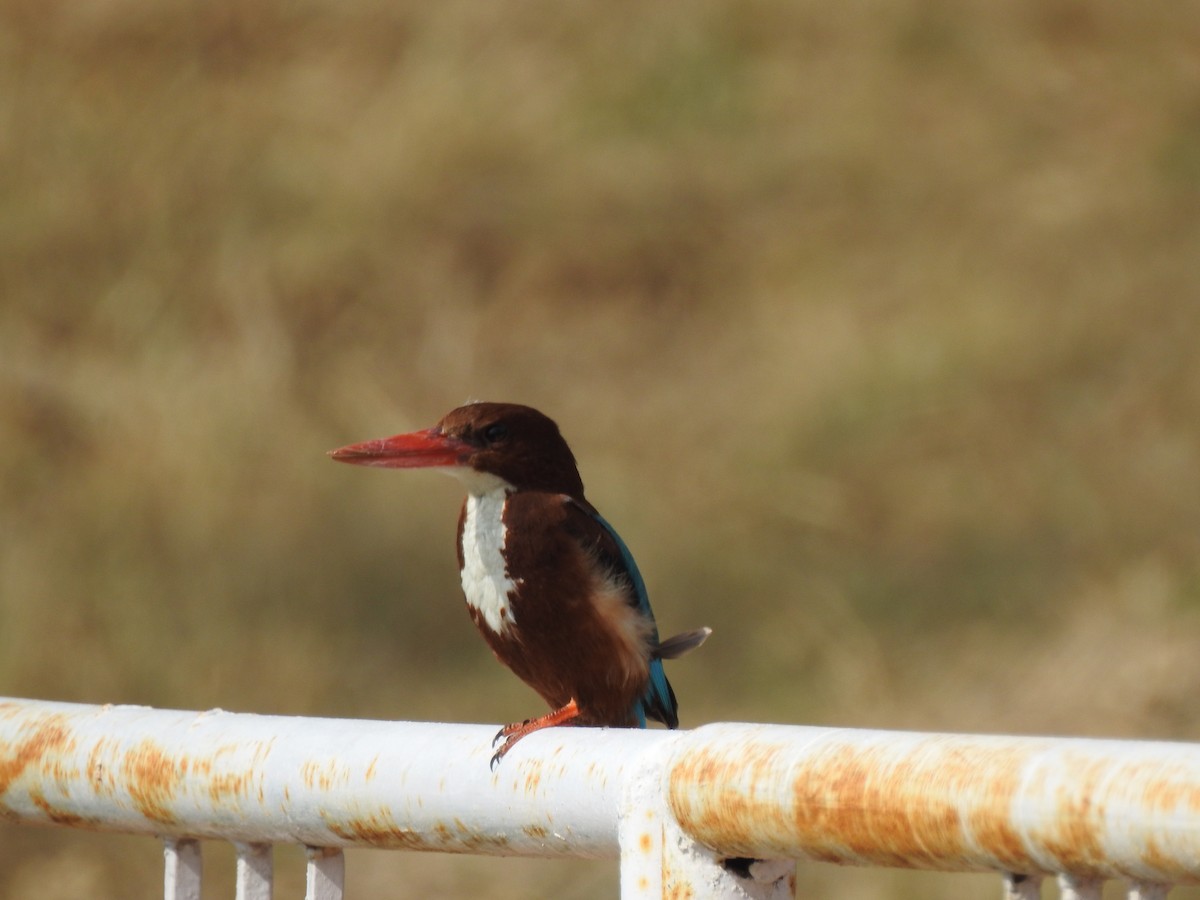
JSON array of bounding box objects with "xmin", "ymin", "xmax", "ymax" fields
[
  {"xmin": 489, "ymin": 746, "xmax": 506, "ymax": 771},
  {"xmin": 488, "ymin": 702, "xmax": 579, "ymax": 770},
  {"xmin": 490, "ymin": 719, "xmax": 531, "ymax": 769},
  {"xmin": 492, "ymin": 719, "xmax": 529, "ymax": 748},
  {"xmin": 490, "ymin": 732, "xmax": 521, "ymax": 770}
]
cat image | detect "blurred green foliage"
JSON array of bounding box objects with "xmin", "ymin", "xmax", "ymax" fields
[{"xmin": 2, "ymin": 0, "xmax": 1200, "ymax": 896}]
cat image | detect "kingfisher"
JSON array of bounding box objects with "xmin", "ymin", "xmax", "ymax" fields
[{"xmin": 329, "ymin": 402, "xmax": 710, "ymax": 768}]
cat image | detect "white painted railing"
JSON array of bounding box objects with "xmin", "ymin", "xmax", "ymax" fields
[{"xmin": 3, "ymin": 697, "xmax": 1200, "ymax": 898}]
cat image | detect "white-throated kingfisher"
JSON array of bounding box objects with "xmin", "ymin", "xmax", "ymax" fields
[{"xmin": 329, "ymin": 402, "xmax": 710, "ymax": 768}]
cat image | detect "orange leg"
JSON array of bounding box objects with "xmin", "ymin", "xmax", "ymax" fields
[{"xmin": 490, "ymin": 699, "xmax": 581, "ymax": 770}]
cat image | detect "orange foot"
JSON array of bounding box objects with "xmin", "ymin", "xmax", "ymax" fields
[{"xmin": 490, "ymin": 699, "xmax": 581, "ymax": 770}]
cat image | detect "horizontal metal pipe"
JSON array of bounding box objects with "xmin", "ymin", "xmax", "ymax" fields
[
  {"xmin": 8, "ymin": 698, "xmax": 1200, "ymax": 883},
  {"xmin": 667, "ymin": 723, "xmax": 1200, "ymax": 883},
  {"xmin": 0, "ymin": 697, "xmax": 664, "ymax": 857}
]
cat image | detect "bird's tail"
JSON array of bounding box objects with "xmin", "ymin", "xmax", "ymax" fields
[
  {"xmin": 640, "ymin": 627, "xmax": 711, "ymax": 729},
  {"xmin": 654, "ymin": 627, "xmax": 712, "ymax": 660}
]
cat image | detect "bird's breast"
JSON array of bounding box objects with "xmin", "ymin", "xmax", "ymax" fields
[{"xmin": 459, "ymin": 489, "xmax": 518, "ymax": 636}]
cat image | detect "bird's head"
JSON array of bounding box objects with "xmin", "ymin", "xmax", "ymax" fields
[{"xmin": 329, "ymin": 402, "xmax": 585, "ymax": 497}]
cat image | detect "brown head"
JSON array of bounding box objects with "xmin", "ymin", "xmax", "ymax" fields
[{"xmin": 329, "ymin": 402, "xmax": 586, "ymax": 497}]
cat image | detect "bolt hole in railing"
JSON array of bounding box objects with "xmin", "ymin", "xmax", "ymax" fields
[{"xmin": 4, "ymin": 698, "xmax": 1200, "ymax": 898}]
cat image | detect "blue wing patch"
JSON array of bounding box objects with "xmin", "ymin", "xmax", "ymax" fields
[{"xmin": 586, "ymin": 508, "xmax": 679, "ymax": 729}]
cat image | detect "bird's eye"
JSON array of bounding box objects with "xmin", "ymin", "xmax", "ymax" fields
[{"xmin": 482, "ymin": 423, "xmax": 509, "ymax": 444}]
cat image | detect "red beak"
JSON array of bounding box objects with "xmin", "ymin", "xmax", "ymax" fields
[{"xmin": 328, "ymin": 428, "xmax": 469, "ymax": 469}]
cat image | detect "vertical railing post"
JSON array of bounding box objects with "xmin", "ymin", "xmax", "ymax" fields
[
  {"xmin": 234, "ymin": 842, "xmax": 273, "ymax": 900},
  {"xmin": 305, "ymin": 846, "xmax": 346, "ymax": 900},
  {"xmin": 164, "ymin": 838, "xmax": 202, "ymax": 900},
  {"xmin": 1003, "ymin": 872, "xmax": 1041, "ymax": 900},
  {"xmin": 1128, "ymin": 884, "xmax": 1169, "ymax": 900},
  {"xmin": 618, "ymin": 740, "xmax": 667, "ymax": 898},
  {"xmin": 1059, "ymin": 874, "xmax": 1103, "ymax": 900},
  {"xmin": 619, "ymin": 738, "xmax": 795, "ymax": 899}
]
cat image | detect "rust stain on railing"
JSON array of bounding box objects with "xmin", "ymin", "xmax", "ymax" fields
[
  {"xmin": 8, "ymin": 698, "xmax": 1200, "ymax": 896},
  {"xmin": 123, "ymin": 738, "xmax": 185, "ymax": 824},
  {"xmin": 667, "ymin": 727, "xmax": 1200, "ymax": 884},
  {"xmin": 0, "ymin": 705, "xmax": 76, "ymax": 800}
]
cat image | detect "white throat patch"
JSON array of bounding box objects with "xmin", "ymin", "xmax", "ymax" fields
[{"xmin": 459, "ymin": 486, "xmax": 517, "ymax": 636}]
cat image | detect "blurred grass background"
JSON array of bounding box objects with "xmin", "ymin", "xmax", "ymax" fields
[{"xmin": 2, "ymin": 0, "xmax": 1200, "ymax": 897}]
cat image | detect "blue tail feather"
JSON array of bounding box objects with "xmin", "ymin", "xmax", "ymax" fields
[{"xmin": 586, "ymin": 508, "xmax": 680, "ymax": 729}]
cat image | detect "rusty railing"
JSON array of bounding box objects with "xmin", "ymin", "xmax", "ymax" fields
[{"xmin": 3, "ymin": 697, "xmax": 1200, "ymax": 898}]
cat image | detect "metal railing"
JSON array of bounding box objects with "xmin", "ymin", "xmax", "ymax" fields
[{"xmin": 3, "ymin": 696, "xmax": 1200, "ymax": 898}]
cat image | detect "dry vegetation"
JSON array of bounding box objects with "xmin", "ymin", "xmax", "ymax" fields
[{"xmin": 3, "ymin": 0, "xmax": 1200, "ymax": 897}]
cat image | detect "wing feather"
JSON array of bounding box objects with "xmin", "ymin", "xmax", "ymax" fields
[{"xmin": 564, "ymin": 498, "xmax": 680, "ymax": 728}]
